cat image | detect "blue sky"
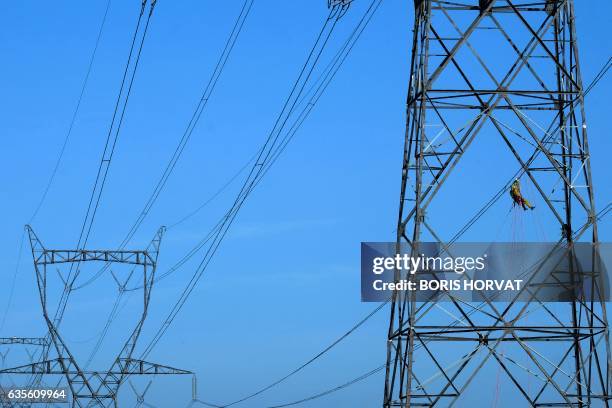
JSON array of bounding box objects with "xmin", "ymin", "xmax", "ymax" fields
[{"xmin": 0, "ymin": 1, "xmax": 611, "ymax": 406}]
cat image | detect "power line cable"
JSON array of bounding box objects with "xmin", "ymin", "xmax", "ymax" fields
[
  {"xmin": 222, "ymin": 301, "xmax": 387, "ymax": 407},
  {"xmin": 75, "ymin": 0, "xmax": 156, "ymax": 254},
  {"xmin": 583, "ymin": 55, "xmax": 611, "ymax": 96},
  {"xmin": 597, "ymin": 202, "xmax": 611, "ymax": 221},
  {"xmin": 117, "ymin": 0, "xmax": 255, "ymax": 248},
  {"xmin": 265, "ymin": 364, "xmax": 386, "ymax": 408},
  {"xmin": 167, "ymin": 153, "xmax": 258, "ymax": 229},
  {"xmin": 129, "ymin": 0, "xmax": 379, "ymax": 294},
  {"xmin": 28, "ymin": 0, "xmax": 113, "ymax": 224}
]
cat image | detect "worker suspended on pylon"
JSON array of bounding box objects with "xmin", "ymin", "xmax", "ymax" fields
[{"xmin": 510, "ymin": 179, "xmax": 535, "ymax": 210}]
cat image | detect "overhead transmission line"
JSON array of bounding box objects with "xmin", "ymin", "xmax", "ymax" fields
[
  {"xmin": 167, "ymin": 153, "xmax": 257, "ymax": 229},
  {"xmin": 117, "ymin": 0, "xmax": 382, "ymax": 296},
  {"xmin": 222, "ymin": 300, "xmax": 387, "ymax": 407},
  {"xmin": 139, "ymin": 0, "xmax": 355, "ymax": 361},
  {"xmin": 583, "ymin": 55, "xmax": 611, "ymax": 95},
  {"xmin": 117, "ymin": 0, "xmax": 255, "ymax": 249},
  {"xmin": 597, "ymin": 202, "xmax": 611, "ymax": 221},
  {"xmin": 266, "ymin": 364, "xmax": 386, "ymax": 408},
  {"xmin": 79, "ymin": 0, "xmax": 256, "ymax": 368},
  {"xmin": 74, "ymin": 0, "xmax": 157, "ymax": 256}
]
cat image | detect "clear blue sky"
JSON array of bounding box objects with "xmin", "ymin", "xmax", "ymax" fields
[{"xmin": 0, "ymin": 1, "xmax": 610, "ymax": 406}]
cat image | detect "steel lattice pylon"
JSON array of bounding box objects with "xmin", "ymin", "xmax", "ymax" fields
[
  {"xmin": 384, "ymin": 0, "xmax": 610, "ymax": 407},
  {"xmin": 0, "ymin": 227, "xmax": 192, "ymax": 408}
]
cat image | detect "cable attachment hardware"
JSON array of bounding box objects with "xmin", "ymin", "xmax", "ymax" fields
[{"xmin": 328, "ymin": 0, "xmax": 353, "ymax": 20}]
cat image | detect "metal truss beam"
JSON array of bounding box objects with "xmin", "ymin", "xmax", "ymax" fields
[
  {"xmin": 0, "ymin": 338, "xmax": 48, "ymax": 347},
  {"xmin": 0, "ymin": 358, "xmax": 191, "ymax": 376}
]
